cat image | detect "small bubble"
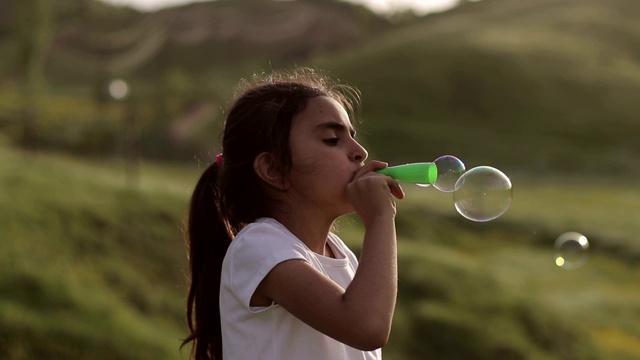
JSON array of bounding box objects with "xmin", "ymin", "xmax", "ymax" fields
[
  {"xmin": 433, "ymin": 155, "xmax": 466, "ymax": 192},
  {"xmin": 554, "ymin": 232, "xmax": 589, "ymax": 269}
]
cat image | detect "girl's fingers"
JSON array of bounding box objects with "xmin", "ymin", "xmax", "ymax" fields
[
  {"xmin": 352, "ymin": 161, "xmax": 405, "ymax": 199},
  {"xmin": 349, "ymin": 161, "xmax": 405, "ymax": 200},
  {"xmin": 387, "ymin": 179, "xmax": 405, "ymax": 200},
  {"xmin": 352, "ymin": 161, "xmax": 388, "ymax": 181}
]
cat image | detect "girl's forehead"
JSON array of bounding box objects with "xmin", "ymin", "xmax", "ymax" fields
[{"xmin": 298, "ymin": 96, "xmax": 351, "ymax": 125}]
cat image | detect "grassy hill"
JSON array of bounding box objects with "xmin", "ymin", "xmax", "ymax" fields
[
  {"xmin": 3, "ymin": 0, "xmax": 640, "ymax": 173},
  {"xmin": 0, "ymin": 0, "xmax": 397, "ymax": 160},
  {"xmin": 1, "ymin": 142, "xmax": 639, "ymax": 359},
  {"xmin": 36, "ymin": 0, "xmax": 393, "ymax": 84},
  {"xmin": 0, "ymin": 139, "xmax": 197, "ymax": 359},
  {"xmin": 314, "ymin": 0, "xmax": 640, "ymax": 177}
]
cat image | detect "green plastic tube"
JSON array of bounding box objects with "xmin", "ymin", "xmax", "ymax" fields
[{"xmin": 376, "ymin": 162, "xmax": 438, "ymax": 184}]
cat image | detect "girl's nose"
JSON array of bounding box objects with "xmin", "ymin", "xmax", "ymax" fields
[{"xmin": 351, "ymin": 141, "xmax": 368, "ymax": 163}]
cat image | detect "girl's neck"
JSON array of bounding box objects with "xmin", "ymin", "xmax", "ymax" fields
[{"xmin": 272, "ymin": 212, "xmax": 334, "ymax": 255}]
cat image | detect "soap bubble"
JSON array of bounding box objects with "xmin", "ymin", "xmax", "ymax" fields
[
  {"xmin": 554, "ymin": 232, "xmax": 589, "ymax": 269},
  {"xmin": 433, "ymin": 155, "xmax": 465, "ymax": 192},
  {"xmin": 453, "ymin": 166, "xmax": 512, "ymax": 222}
]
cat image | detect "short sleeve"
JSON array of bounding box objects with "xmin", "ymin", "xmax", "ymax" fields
[{"xmin": 225, "ymin": 222, "xmax": 308, "ymax": 311}]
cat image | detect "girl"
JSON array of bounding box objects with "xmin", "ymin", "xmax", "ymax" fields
[{"xmin": 182, "ymin": 67, "xmax": 405, "ymax": 360}]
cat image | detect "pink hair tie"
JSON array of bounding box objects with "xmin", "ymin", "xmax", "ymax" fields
[{"xmin": 215, "ymin": 153, "xmax": 224, "ymax": 167}]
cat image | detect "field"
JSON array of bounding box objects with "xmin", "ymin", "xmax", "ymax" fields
[
  {"xmin": 0, "ymin": 140, "xmax": 194, "ymax": 360},
  {"xmin": 1, "ymin": 139, "xmax": 639, "ymax": 359},
  {"xmin": 345, "ymin": 175, "xmax": 640, "ymax": 359}
]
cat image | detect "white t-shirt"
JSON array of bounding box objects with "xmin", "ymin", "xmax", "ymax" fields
[{"xmin": 220, "ymin": 217, "xmax": 382, "ymax": 360}]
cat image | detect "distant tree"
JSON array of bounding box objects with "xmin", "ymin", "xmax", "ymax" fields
[
  {"xmin": 14, "ymin": 0, "xmax": 52, "ymax": 150},
  {"xmin": 0, "ymin": 0, "xmax": 16, "ymax": 36}
]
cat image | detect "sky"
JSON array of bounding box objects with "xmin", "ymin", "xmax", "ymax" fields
[{"xmin": 101, "ymin": 0, "xmax": 461, "ymax": 15}]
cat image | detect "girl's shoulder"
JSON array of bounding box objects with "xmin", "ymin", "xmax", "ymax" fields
[
  {"xmin": 228, "ymin": 217, "xmax": 309, "ymax": 262},
  {"xmin": 234, "ymin": 217, "xmax": 294, "ymax": 244}
]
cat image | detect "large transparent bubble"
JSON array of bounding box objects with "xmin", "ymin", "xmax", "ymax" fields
[{"xmin": 453, "ymin": 166, "xmax": 513, "ymax": 222}]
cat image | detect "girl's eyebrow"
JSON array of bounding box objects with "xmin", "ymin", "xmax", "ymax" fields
[{"xmin": 314, "ymin": 121, "xmax": 356, "ymax": 136}]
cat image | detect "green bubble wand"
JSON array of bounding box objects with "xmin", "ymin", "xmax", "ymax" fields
[{"xmin": 376, "ymin": 162, "xmax": 438, "ymax": 184}]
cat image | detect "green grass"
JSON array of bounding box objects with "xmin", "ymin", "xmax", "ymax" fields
[
  {"xmin": 1, "ymin": 140, "xmax": 640, "ymax": 359},
  {"xmin": 0, "ymin": 142, "xmax": 200, "ymax": 360},
  {"xmin": 340, "ymin": 176, "xmax": 640, "ymax": 360}
]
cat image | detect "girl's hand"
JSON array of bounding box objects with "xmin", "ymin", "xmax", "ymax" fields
[
  {"xmin": 260, "ymin": 160, "xmax": 403, "ymax": 351},
  {"xmin": 346, "ymin": 160, "xmax": 405, "ymax": 224}
]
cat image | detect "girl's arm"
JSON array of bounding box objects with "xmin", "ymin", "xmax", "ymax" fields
[{"xmin": 256, "ymin": 161, "xmax": 403, "ymax": 351}]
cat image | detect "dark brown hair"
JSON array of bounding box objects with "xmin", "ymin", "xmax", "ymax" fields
[{"xmin": 182, "ymin": 68, "xmax": 360, "ymax": 360}]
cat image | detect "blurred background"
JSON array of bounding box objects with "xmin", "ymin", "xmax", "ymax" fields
[{"xmin": 1, "ymin": 0, "xmax": 639, "ymax": 359}]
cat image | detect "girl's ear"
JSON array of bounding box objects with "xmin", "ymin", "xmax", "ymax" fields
[{"xmin": 253, "ymin": 152, "xmax": 289, "ymax": 191}]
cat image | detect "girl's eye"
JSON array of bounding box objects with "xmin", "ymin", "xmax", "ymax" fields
[{"xmin": 323, "ymin": 138, "xmax": 339, "ymax": 145}]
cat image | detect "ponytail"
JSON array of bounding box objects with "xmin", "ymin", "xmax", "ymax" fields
[{"xmin": 182, "ymin": 161, "xmax": 231, "ymax": 360}]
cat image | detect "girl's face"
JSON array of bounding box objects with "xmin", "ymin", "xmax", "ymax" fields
[{"xmin": 286, "ymin": 96, "xmax": 368, "ymax": 218}]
